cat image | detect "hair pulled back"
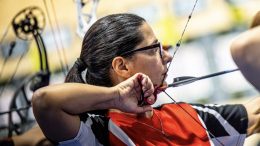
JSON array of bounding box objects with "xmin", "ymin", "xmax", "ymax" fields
[{"xmin": 65, "ymin": 13, "xmax": 145, "ymax": 87}]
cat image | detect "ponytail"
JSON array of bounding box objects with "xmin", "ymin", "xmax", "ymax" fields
[{"xmin": 65, "ymin": 58, "xmax": 86, "ymax": 83}]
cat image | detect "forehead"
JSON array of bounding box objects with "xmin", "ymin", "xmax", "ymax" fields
[{"xmin": 138, "ymin": 22, "xmax": 157, "ymax": 46}]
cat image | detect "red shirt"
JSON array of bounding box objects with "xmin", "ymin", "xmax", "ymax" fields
[{"xmin": 108, "ymin": 103, "xmax": 210, "ymax": 146}]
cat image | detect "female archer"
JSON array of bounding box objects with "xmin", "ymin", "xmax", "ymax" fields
[{"xmin": 32, "ymin": 13, "xmax": 260, "ymax": 146}]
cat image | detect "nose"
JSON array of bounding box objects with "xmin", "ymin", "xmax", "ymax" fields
[{"xmin": 162, "ymin": 49, "xmax": 173, "ymax": 65}]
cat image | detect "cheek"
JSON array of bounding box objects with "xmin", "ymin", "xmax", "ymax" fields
[
  {"xmin": 131, "ymin": 55, "xmax": 164, "ymax": 82},
  {"xmin": 139, "ymin": 60, "xmax": 163, "ymax": 82},
  {"xmin": 138, "ymin": 59, "xmax": 162, "ymax": 72}
]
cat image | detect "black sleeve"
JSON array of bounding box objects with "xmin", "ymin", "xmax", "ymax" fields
[
  {"xmin": 190, "ymin": 103, "xmax": 248, "ymax": 138},
  {"xmin": 0, "ymin": 138, "xmax": 14, "ymax": 146},
  {"xmin": 79, "ymin": 112, "xmax": 110, "ymax": 146}
]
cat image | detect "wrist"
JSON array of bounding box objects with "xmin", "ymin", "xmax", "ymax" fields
[
  {"xmin": 93, "ymin": 86, "xmax": 119, "ymax": 110},
  {"xmin": 108, "ymin": 86, "xmax": 121, "ymax": 109}
]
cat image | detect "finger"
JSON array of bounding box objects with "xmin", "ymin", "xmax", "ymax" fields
[
  {"xmin": 133, "ymin": 74, "xmax": 141, "ymax": 88},
  {"xmin": 136, "ymin": 105, "xmax": 152, "ymax": 113},
  {"xmin": 136, "ymin": 73, "xmax": 156, "ymax": 106},
  {"xmin": 136, "ymin": 73, "xmax": 144, "ymax": 103},
  {"xmin": 146, "ymin": 96, "xmax": 156, "ymax": 105},
  {"xmin": 154, "ymin": 84, "xmax": 168, "ymax": 94},
  {"xmin": 144, "ymin": 88, "xmax": 154, "ymax": 97},
  {"xmin": 141, "ymin": 75, "xmax": 148, "ymax": 86},
  {"xmin": 142, "ymin": 76, "xmax": 154, "ymax": 93}
]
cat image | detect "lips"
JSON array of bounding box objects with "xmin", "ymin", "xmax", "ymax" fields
[
  {"xmin": 162, "ymin": 68, "xmax": 168, "ymax": 76},
  {"xmin": 161, "ymin": 72, "xmax": 168, "ymax": 82},
  {"xmin": 162, "ymin": 70, "xmax": 168, "ymax": 77}
]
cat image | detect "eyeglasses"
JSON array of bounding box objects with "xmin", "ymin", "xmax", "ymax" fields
[{"xmin": 119, "ymin": 42, "xmax": 163, "ymax": 59}]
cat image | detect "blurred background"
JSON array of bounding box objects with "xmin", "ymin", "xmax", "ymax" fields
[{"xmin": 0, "ymin": 0, "xmax": 259, "ymax": 145}]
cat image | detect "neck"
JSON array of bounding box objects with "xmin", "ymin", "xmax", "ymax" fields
[{"xmin": 109, "ymin": 109, "xmax": 154, "ymax": 119}]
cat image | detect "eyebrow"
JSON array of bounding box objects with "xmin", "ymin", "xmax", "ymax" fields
[
  {"xmin": 135, "ymin": 39, "xmax": 158, "ymax": 49},
  {"xmin": 151, "ymin": 39, "xmax": 158, "ymax": 45}
]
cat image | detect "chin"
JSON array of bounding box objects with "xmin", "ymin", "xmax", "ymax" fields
[
  {"xmin": 153, "ymin": 80, "xmax": 166, "ymax": 87},
  {"xmin": 161, "ymin": 80, "xmax": 168, "ymax": 86}
]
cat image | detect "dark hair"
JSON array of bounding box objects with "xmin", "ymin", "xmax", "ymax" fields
[
  {"xmin": 250, "ymin": 11, "xmax": 260, "ymax": 28},
  {"xmin": 65, "ymin": 13, "xmax": 145, "ymax": 87}
]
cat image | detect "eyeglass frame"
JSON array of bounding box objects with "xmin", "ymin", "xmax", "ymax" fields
[{"xmin": 118, "ymin": 42, "xmax": 163, "ymax": 59}]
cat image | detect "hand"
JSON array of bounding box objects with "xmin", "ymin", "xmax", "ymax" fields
[
  {"xmin": 245, "ymin": 97, "xmax": 260, "ymax": 135},
  {"xmin": 112, "ymin": 73, "xmax": 156, "ymax": 113}
]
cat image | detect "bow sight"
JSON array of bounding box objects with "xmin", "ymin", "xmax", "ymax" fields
[{"xmin": 12, "ymin": 6, "xmax": 50, "ymax": 91}]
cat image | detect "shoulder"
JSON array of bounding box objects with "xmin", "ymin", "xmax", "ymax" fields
[
  {"xmin": 191, "ymin": 103, "xmax": 248, "ymax": 136},
  {"xmin": 59, "ymin": 113, "xmax": 110, "ymax": 146},
  {"xmin": 155, "ymin": 102, "xmax": 248, "ymax": 134}
]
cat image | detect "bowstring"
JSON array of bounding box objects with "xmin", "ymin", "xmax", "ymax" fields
[
  {"xmin": 172, "ymin": 0, "xmax": 198, "ymax": 59},
  {"xmin": 49, "ymin": 0, "xmax": 69, "ymax": 72},
  {"xmin": 161, "ymin": 0, "xmax": 225, "ymax": 145},
  {"xmin": 42, "ymin": 0, "xmax": 68, "ymax": 76},
  {"xmin": 0, "ymin": 23, "xmax": 11, "ymax": 83},
  {"xmin": 161, "ymin": 0, "xmax": 198, "ymax": 86}
]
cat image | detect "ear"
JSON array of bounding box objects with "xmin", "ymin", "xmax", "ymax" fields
[{"xmin": 111, "ymin": 56, "xmax": 132, "ymax": 78}]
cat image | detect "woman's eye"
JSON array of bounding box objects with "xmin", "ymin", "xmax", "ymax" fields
[{"xmin": 146, "ymin": 47, "xmax": 158, "ymax": 55}]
